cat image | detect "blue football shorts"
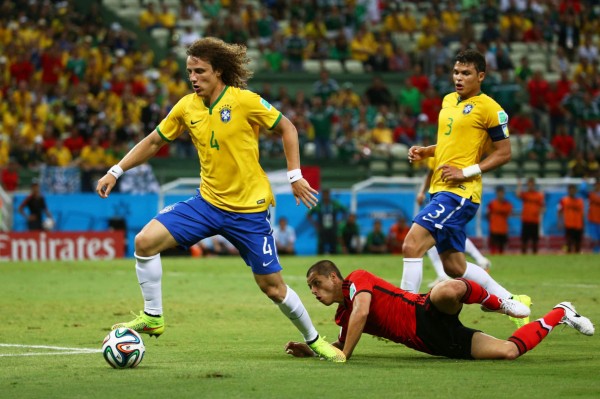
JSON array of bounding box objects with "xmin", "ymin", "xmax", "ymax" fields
[
  {"xmin": 154, "ymin": 191, "xmax": 282, "ymax": 275},
  {"xmin": 413, "ymin": 192, "xmax": 479, "ymax": 253}
]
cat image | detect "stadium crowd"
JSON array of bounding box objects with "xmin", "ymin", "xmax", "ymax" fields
[{"xmin": 1, "ymin": 0, "xmax": 600, "ymax": 194}]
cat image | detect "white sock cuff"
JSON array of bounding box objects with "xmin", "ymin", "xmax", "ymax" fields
[
  {"xmin": 404, "ymin": 258, "xmax": 423, "ymax": 264},
  {"xmin": 276, "ymin": 284, "xmax": 292, "ymax": 305},
  {"xmin": 135, "ymin": 252, "xmax": 160, "ymax": 261}
]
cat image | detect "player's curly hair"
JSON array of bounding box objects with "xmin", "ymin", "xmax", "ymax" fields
[
  {"xmin": 186, "ymin": 37, "xmax": 253, "ymax": 89},
  {"xmin": 307, "ymin": 260, "xmax": 344, "ymax": 280},
  {"xmin": 455, "ymin": 49, "xmax": 486, "ymax": 73}
]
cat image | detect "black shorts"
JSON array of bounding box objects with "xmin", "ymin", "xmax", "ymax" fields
[
  {"xmin": 489, "ymin": 233, "xmax": 508, "ymax": 247},
  {"xmin": 415, "ymin": 296, "xmax": 479, "ymax": 359},
  {"xmin": 565, "ymin": 228, "xmax": 583, "ymax": 242},
  {"xmin": 521, "ymin": 222, "xmax": 539, "ymax": 241}
]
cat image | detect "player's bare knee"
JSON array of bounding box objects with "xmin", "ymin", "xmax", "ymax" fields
[
  {"xmin": 134, "ymin": 232, "xmax": 155, "ymax": 257},
  {"xmin": 402, "ymin": 238, "xmax": 420, "ymax": 258},
  {"xmin": 261, "ymin": 284, "xmax": 286, "ymax": 302},
  {"xmin": 433, "ymin": 280, "xmax": 464, "ymax": 301}
]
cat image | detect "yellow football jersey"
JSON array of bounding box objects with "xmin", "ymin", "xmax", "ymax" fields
[
  {"xmin": 157, "ymin": 86, "xmax": 282, "ymax": 213},
  {"xmin": 429, "ymin": 92, "xmax": 509, "ymax": 204}
]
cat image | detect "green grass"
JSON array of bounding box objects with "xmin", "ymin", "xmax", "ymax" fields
[{"xmin": 1, "ymin": 255, "xmax": 599, "ymax": 399}]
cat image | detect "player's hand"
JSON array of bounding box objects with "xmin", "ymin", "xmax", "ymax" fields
[
  {"xmin": 408, "ymin": 146, "xmax": 426, "ymax": 163},
  {"xmin": 284, "ymin": 341, "xmax": 315, "ymax": 358},
  {"xmin": 96, "ymin": 174, "xmax": 117, "ymax": 198},
  {"xmin": 438, "ymin": 164, "xmax": 465, "ymax": 182},
  {"xmin": 291, "ymin": 178, "xmax": 319, "ymax": 209}
]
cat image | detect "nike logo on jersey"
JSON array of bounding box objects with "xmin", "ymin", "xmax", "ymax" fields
[
  {"xmin": 263, "ymin": 259, "xmax": 274, "ymax": 267},
  {"xmin": 191, "ymin": 119, "xmax": 201, "ymax": 125}
]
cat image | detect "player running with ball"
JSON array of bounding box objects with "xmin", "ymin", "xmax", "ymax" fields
[{"xmin": 96, "ymin": 37, "xmax": 345, "ymax": 362}]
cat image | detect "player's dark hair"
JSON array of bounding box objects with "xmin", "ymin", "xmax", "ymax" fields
[
  {"xmin": 186, "ymin": 37, "xmax": 253, "ymax": 89},
  {"xmin": 455, "ymin": 49, "xmax": 486, "ymax": 73},
  {"xmin": 307, "ymin": 260, "xmax": 344, "ymax": 280}
]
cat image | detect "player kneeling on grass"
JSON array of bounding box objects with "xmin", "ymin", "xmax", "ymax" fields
[{"xmin": 285, "ymin": 260, "xmax": 594, "ymax": 361}]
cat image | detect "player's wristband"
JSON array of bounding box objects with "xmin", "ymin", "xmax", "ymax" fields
[
  {"xmin": 462, "ymin": 164, "xmax": 482, "ymax": 178},
  {"xmin": 287, "ymin": 168, "xmax": 303, "ymax": 184},
  {"xmin": 108, "ymin": 165, "xmax": 124, "ymax": 180}
]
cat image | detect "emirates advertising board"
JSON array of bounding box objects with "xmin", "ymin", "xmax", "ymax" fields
[{"xmin": 0, "ymin": 231, "xmax": 125, "ymax": 261}]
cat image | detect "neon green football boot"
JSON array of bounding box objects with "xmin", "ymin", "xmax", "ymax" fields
[
  {"xmin": 112, "ymin": 311, "xmax": 165, "ymax": 338},
  {"xmin": 308, "ymin": 336, "xmax": 346, "ymax": 363},
  {"xmin": 508, "ymin": 294, "xmax": 532, "ymax": 329}
]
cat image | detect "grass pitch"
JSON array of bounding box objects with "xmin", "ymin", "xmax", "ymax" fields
[{"xmin": 1, "ymin": 254, "xmax": 599, "ymax": 399}]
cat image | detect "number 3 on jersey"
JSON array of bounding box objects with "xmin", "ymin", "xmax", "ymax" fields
[{"xmin": 210, "ymin": 131, "xmax": 220, "ymax": 150}]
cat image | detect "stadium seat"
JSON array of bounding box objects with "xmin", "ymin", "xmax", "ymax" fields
[{"xmin": 369, "ymin": 159, "xmax": 389, "ymax": 176}]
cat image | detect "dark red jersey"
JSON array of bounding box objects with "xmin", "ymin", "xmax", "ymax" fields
[{"xmin": 335, "ymin": 269, "xmax": 430, "ymax": 353}]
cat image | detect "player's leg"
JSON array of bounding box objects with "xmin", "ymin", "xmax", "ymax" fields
[
  {"xmin": 225, "ymin": 210, "xmax": 345, "ymax": 362},
  {"xmin": 111, "ymin": 219, "xmax": 178, "ymax": 337},
  {"xmin": 426, "ymin": 246, "xmax": 450, "ymax": 288},
  {"xmin": 429, "ymin": 279, "xmax": 529, "ymax": 319},
  {"xmin": 464, "ymin": 238, "xmax": 490, "ymax": 270},
  {"xmin": 401, "ymin": 223, "xmax": 435, "ymax": 292}
]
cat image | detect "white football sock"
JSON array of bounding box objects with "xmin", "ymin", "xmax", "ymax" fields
[
  {"xmin": 401, "ymin": 258, "xmax": 423, "ymax": 293},
  {"xmin": 135, "ymin": 253, "xmax": 163, "ymax": 316},
  {"xmin": 465, "ymin": 238, "xmax": 487, "ymax": 265},
  {"xmin": 278, "ymin": 285, "xmax": 318, "ymax": 342},
  {"xmin": 461, "ymin": 262, "xmax": 511, "ymax": 299},
  {"xmin": 427, "ymin": 247, "xmax": 448, "ymax": 279}
]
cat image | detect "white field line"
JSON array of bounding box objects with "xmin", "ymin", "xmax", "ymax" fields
[{"xmin": 0, "ymin": 343, "xmax": 101, "ymax": 357}]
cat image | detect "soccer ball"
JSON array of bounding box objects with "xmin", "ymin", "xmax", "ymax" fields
[
  {"xmin": 42, "ymin": 218, "xmax": 54, "ymax": 231},
  {"xmin": 102, "ymin": 328, "xmax": 145, "ymax": 369}
]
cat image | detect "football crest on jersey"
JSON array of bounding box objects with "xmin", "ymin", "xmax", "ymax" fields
[
  {"xmin": 219, "ymin": 105, "xmax": 232, "ymax": 123},
  {"xmin": 463, "ymin": 104, "xmax": 474, "ymax": 114}
]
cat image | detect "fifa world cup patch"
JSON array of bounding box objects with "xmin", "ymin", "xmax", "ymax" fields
[
  {"xmin": 349, "ymin": 283, "xmax": 356, "ymax": 300},
  {"xmin": 497, "ymin": 110, "xmax": 509, "ymax": 125},
  {"xmin": 463, "ymin": 104, "xmax": 474, "ymax": 114},
  {"xmin": 260, "ymin": 98, "xmax": 272, "ymax": 110},
  {"xmin": 219, "ymin": 105, "xmax": 232, "ymax": 123}
]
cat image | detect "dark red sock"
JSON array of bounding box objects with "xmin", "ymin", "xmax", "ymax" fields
[
  {"xmin": 508, "ymin": 308, "xmax": 565, "ymax": 356},
  {"xmin": 456, "ymin": 278, "xmax": 502, "ymax": 310}
]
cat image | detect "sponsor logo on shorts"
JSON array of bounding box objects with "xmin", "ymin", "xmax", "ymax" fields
[
  {"xmin": 263, "ymin": 259, "xmax": 274, "ymax": 267},
  {"xmin": 159, "ymin": 205, "xmax": 175, "ymax": 214}
]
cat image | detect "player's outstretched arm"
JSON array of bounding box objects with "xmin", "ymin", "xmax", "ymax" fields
[
  {"xmin": 96, "ymin": 130, "xmax": 166, "ymax": 198},
  {"xmin": 342, "ymin": 292, "xmax": 372, "ymax": 359}
]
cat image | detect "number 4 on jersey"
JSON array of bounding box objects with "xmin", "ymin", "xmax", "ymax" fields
[{"xmin": 210, "ymin": 131, "xmax": 220, "ymax": 150}]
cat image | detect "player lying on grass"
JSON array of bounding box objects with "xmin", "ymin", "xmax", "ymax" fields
[{"xmin": 285, "ymin": 260, "xmax": 594, "ymax": 361}]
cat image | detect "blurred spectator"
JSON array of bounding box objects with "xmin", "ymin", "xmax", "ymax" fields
[
  {"xmin": 307, "ymin": 188, "xmax": 347, "ymax": 255},
  {"xmin": 516, "ymin": 177, "xmax": 545, "ymax": 254},
  {"xmin": 527, "ymin": 71, "xmax": 550, "ymax": 133},
  {"xmin": 369, "ymin": 115, "xmax": 394, "ymax": 157},
  {"xmin": 46, "ymin": 138, "xmax": 73, "ymax": 167},
  {"xmin": 18, "ymin": 180, "xmax": 53, "ymax": 231},
  {"xmin": 558, "ymin": 184, "xmax": 584, "ymax": 253},
  {"xmin": 388, "ymin": 45, "xmax": 412, "ymax": 73},
  {"xmin": 581, "ymin": 92, "xmax": 600, "ymax": 150},
  {"xmin": 586, "ymin": 151, "xmax": 599, "ymax": 178},
  {"xmin": 587, "ymin": 179, "xmax": 600, "ymax": 253},
  {"xmin": 308, "ymin": 96, "xmax": 335, "ymax": 159},
  {"xmin": 490, "ymin": 70, "xmax": 521, "ymax": 117},
  {"xmin": 525, "ymin": 130, "xmax": 554, "ymax": 162},
  {"xmin": 550, "ymin": 46, "xmax": 571, "ymax": 75},
  {"xmin": 364, "ymin": 219, "xmax": 387, "ymax": 254},
  {"xmin": 568, "ymin": 151, "xmax": 587, "ymax": 177},
  {"xmin": 397, "ymin": 78, "xmax": 422, "ymax": 117},
  {"xmin": 365, "ymin": 75, "xmax": 394, "ymax": 108},
  {"xmin": 487, "ymin": 185, "xmax": 512, "ymax": 254},
  {"xmin": 272, "ymin": 216, "xmax": 296, "ymax": 255},
  {"xmin": 514, "ymin": 55, "xmax": 534, "ymax": 84},
  {"xmin": 558, "ymin": 12, "xmax": 580, "ymax": 61},
  {"xmin": 551, "ymin": 124, "xmax": 575, "ymax": 159},
  {"xmin": 197, "ymin": 235, "xmax": 239, "ymax": 256},
  {"xmin": 1, "ymin": 158, "xmax": 19, "ymax": 191},
  {"xmin": 312, "ymin": 69, "xmax": 339, "ymax": 101},
  {"xmin": 283, "ymin": 20, "xmax": 306, "ymax": 72},
  {"xmin": 577, "ymin": 33, "xmax": 598, "ymax": 64},
  {"xmin": 350, "ymin": 24, "xmax": 375, "ymax": 67},
  {"xmin": 339, "ymin": 213, "xmax": 361, "ymax": 254},
  {"xmin": 139, "ymin": 2, "xmax": 160, "ymax": 32},
  {"xmin": 387, "ymin": 216, "xmax": 410, "ymax": 255}
]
